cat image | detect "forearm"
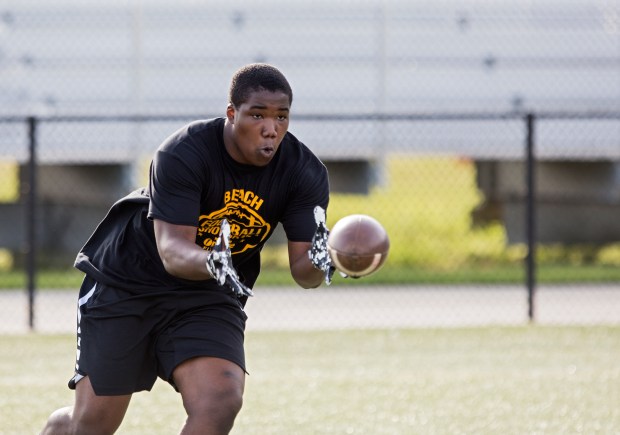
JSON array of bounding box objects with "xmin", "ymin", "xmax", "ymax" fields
[
  {"xmin": 292, "ymin": 257, "xmax": 325, "ymax": 289},
  {"xmin": 159, "ymin": 242, "xmax": 212, "ymax": 280},
  {"xmin": 154, "ymin": 219, "xmax": 212, "ymax": 281},
  {"xmin": 288, "ymin": 241, "xmax": 325, "ymax": 288}
]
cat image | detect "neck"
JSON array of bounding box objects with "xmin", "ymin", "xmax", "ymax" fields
[{"xmin": 222, "ymin": 118, "xmax": 234, "ymax": 155}]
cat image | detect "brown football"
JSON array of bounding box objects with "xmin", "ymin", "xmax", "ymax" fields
[{"xmin": 327, "ymin": 214, "xmax": 390, "ymax": 278}]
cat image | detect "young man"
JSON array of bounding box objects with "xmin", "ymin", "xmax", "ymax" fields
[{"xmin": 41, "ymin": 63, "xmax": 334, "ymax": 435}]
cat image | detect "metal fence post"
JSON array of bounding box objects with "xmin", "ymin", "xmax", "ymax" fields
[
  {"xmin": 26, "ymin": 116, "xmax": 37, "ymax": 330},
  {"xmin": 525, "ymin": 113, "xmax": 536, "ymax": 322}
]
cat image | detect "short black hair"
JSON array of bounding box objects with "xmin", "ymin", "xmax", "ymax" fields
[{"xmin": 229, "ymin": 63, "xmax": 293, "ymax": 108}]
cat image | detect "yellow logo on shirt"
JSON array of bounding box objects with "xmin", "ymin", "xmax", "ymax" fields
[{"xmin": 197, "ymin": 189, "xmax": 271, "ymax": 254}]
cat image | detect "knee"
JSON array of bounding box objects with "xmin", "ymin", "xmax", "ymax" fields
[
  {"xmin": 222, "ymin": 384, "xmax": 244, "ymax": 417},
  {"xmin": 193, "ymin": 382, "xmax": 243, "ymax": 416},
  {"xmin": 220, "ymin": 380, "xmax": 244, "ymax": 412},
  {"xmin": 184, "ymin": 381, "xmax": 244, "ymax": 428},
  {"xmin": 41, "ymin": 407, "xmax": 73, "ymax": 435},
  {"xmin": 175, "ymin": 358, "xmax": 246, "ymax": 432},
  {"xmin": 41, "ymin": 404, "xmax": 124, "ymax": 435}
]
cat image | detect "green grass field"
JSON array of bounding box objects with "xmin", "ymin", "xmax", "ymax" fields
[{"xmin": 2, "ymin": 326, "xmax": 618, "ymax": 434}]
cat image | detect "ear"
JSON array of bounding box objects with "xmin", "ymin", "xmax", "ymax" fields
[{"xmin": 226, "ymin": 104, "xmax": 235, "ymax": 123}]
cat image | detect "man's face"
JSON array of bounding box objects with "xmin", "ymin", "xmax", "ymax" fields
[{"xmin": 226, "ymin": 89, "xmax": 290, "ymax": 167}]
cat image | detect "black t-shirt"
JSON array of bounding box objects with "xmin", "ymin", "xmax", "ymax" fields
[{"xmin": 75, "ymin": 118, "xmax": 329, "ymax": 297}]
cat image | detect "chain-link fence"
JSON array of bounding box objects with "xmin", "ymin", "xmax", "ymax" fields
[
  {"xmin": 1, "ymin": 111, "xmax": 620, "ymax": 332},
  {"xmin": 0, "ymin": 0, "xmax": 619, "ymax": 332}
]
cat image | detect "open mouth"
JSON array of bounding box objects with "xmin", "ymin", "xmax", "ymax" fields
[{"xmin": 259, "ymin": 146, "xmax": 275, "ymax": 157}]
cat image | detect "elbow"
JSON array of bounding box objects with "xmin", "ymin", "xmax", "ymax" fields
[
  {"xmin": 160, "ymin": 255, "xmax": 178, "ymax": 276},
  {"xmin": 298, "ymin": 281, "xmax": 321, "ymax": 290},
  {"xmin": 289, "ymin": 248, "xmax": 325, "ymax": 288},
  {"xmin": 292, "ymin": 273, "xmax": 324, "ymax": 289},
  {"xmin": 158, "ymin": 247, "xmax": 182, "ymax": 277}
]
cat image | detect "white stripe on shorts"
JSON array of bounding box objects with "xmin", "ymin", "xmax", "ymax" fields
[{"xmin": 74, "ymin": 282, "xmax": 97, "ymax": 376}]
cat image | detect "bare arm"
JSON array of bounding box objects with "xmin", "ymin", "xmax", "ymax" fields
[
  {"xmin": 288, "ymin": 240, "xmax": 325, "ymax": 289},
  {"xmin": 153, "ymin": 219, "xmax": 212, "ymax": 280},
  {"xmin": 155, "ymin": 218, "xmax": 323, "ymax": 288}
]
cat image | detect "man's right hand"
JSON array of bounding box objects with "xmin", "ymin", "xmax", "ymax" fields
[{"xmin": 206, "ymin": 219, "xmax": 253, "ymax": 298}]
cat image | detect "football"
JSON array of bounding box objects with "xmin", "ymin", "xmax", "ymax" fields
[{"xmin": 327, "ymin": 214, "xmax": 390, "ymax": 278}]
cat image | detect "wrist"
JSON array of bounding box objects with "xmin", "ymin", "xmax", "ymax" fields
[{"xmin": 205, "ymin": 252, "xmax": 217, "ymax": 280}]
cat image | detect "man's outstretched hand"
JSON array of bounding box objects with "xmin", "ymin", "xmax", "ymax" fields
[
  {"xmin": 206, "ymin": 219, "xmax": 253, "ymax": 298},
  {"xmin": 308, "ymin": 206, "xmax": 336, "ymax": 285}
]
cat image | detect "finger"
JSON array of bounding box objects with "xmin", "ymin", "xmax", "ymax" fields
[{"xmin": 313, "ymin": 205, "xmax": 326, "ymax": 225}]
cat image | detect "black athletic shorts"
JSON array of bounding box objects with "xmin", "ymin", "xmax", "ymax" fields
[{"xmin": 68, "ymin": 276, "xmax": 248, "ymax": 396}]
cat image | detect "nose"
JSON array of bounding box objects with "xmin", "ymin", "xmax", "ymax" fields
[{"xmin": 262, "ymin": 119, "xmax": 277, "ymax": 138}]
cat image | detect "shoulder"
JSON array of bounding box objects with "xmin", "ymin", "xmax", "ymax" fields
[
  {"xmin": 278, "ymin": 132, "xmax": 328, "ymax": 189},
  {"xmin": 186, "ymin": 117, "xmax": 224, "ymax": 137},
  {"xmin": 280, "ymin": 131, "xmax": 326, "ymax": 169},
  {"xmin": 159, "ymin": 118, "xmax": 224, "ymax": 152},
  {"xmin": 152, "ymin": 118, "xmax": 225, "ymax": 180}
]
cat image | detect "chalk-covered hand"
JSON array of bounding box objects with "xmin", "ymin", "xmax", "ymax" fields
[
  {"xmin": 308, "ymin": 206, "xmax": 336, "ymax": 285},
  {"xmin": 206, "ymin": 219, "xmax": 253, "ymax": 298}
]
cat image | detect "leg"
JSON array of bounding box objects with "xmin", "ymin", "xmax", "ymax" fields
[
  {"xmin": 173, "ymin": 357, "xmax": 245, "ymax": 435},
  {"xmin": 41, "ymin": 376, "xmax": 132, "ymax": 435}
]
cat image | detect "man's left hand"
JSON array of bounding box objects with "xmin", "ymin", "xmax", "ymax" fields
[{"xmin": 308, "ymin": 206, "xmax": 336, "ymax": 285}]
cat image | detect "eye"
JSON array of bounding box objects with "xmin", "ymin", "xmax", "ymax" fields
[
  {"xmin": 277, "ymin": 115, "xmax": 288, "ymax": 121},
  {"xmin": 252, "ymin": 114, "xmax": 263, "ymax": 119}
]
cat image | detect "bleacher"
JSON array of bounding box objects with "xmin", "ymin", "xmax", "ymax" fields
[{"xmin": 1, "ymin": 1, "xmax": 618, "ymax": 157}]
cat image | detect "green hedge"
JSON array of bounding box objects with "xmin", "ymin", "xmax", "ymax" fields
[{"xmin": 2, "ymin": 156, "xmax": 620, "ymax": 288}]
